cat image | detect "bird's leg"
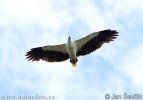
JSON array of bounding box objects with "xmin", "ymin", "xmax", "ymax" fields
[{"xmin": 70, "ymin": 58, "xmax": 78, "ymax": 67}]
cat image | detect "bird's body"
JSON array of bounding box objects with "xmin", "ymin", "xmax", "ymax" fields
[
  {"xmin": 26, "ymin": 29, "xmax": 118, "ymax": 67},
  {"xmin": 66, "ymin": 37, "xmax": 78, "ymax": 66}
]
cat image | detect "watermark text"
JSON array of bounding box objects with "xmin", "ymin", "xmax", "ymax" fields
[
  {"xmin": 105, "ymin": 92, "xmax": 142, "ymax": 100},
  {"xmin": 1, "ymin": 94, "xmax": 55, "ymax": 100}
]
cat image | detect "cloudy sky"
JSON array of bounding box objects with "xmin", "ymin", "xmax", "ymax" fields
[{"xmin": 0, "ymin": 0, "xmax": 143, "ymax": 100}]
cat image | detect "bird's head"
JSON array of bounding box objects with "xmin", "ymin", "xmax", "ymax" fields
[{"xmin": 68, "ymin": 36, "xmax": 71, "ymax": 41}]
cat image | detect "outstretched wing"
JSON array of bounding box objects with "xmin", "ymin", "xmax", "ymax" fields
[
  {"xmin": 75, "ymin": 29, "xmax": 118, "ymax": 56},
  {"xmin": 26, "ymin": 44, "xmax": 69, "ymax": 62}
]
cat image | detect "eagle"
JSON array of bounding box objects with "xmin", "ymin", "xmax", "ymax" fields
[{"xmin": 26, "ymin": 29, "xmax": 118, "ymax": 67}]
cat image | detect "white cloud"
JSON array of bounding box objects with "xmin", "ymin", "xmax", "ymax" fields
[
  {"xmin": 0, "ymin": 0, "xmax": 75, "ymax": 31},
  {"xmin": 120, "ymin": 45, "xmax": 143, "ymax": 87}
]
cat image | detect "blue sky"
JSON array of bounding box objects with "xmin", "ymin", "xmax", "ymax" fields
[{"xmin": 0, "ymin": 0, "xmax": 143, "ymax": 100}]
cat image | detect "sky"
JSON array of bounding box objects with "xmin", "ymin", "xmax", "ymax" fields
[{"xmin": 0, "ymin": 0, "xmax": 143, "ymax": 100}]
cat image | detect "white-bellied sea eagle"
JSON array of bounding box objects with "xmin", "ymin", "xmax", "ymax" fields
[{"xmin": 26, "ymin": 29, "xmax": 118, "ymax": 67}]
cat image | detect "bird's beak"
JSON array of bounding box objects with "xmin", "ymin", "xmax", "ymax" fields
[{"xmin": 72, "ymin": 63, "xmax": 77, "ymax": 67}]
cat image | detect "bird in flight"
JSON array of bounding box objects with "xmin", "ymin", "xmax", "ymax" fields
[{"xmin": 26, "ymin": 29, "xmax": 118, "ymax": 67}]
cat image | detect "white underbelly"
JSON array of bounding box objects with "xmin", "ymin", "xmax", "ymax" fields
[{"xmin": 66, "ymin": 41, "xmax": 76, "ymax": 59}]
